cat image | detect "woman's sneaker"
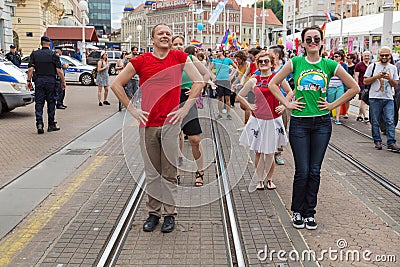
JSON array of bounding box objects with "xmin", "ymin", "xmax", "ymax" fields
[
  {"xmin": 292, "ymin": 212, "xmax": 305, "ymax": 229},
  {"xmin": 304, "ymin": 217, "xmax": 318, "ymax": 230}
]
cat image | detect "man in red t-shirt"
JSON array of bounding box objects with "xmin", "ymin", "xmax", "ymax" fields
[
  {"xmin": 111, "ymin": 24, "xmax": 204, "ymax": 233},
  {"xmin": 354, "ymin": 51, "xmax": 371, "ymax": 122}
]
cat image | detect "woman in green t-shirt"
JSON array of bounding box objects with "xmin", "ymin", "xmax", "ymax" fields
[
  {"xmin": 172, "ymin": 36, "xmax": 210, "ymax": 187},
  {"xmin": 269, "ymin": 26, "xmax": 359, "ymax": 230}
]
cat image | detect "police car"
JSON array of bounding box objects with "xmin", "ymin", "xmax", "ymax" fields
[
  {"xmin": 20, "ymin": 55, "xmax": 95, "ymax": 86},
  {"xmin": 0, "ymin": 56, "xmax": 34, "ymax": 115}
]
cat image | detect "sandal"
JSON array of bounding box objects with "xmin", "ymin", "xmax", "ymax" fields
[
  {"xmin": 266, "ymin": 180, "xmax": 276, "ymax": 190},
  {"xmin": 256, "ymin": 181, "xmax": 265, "ymax": 190},
  {"xmin": 195, "ymin": 170, "xmax": 204, "ymax": 187}
]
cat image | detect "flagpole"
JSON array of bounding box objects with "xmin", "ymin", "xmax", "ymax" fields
[
  {"xmin": 184, "ymin": 15, "xmax": 187, "ymax": 46},
  {"xmin": 253, "ymin": 0, "xmax": 257, "ymax": 46},
  {"xmin": 292, "ymin": 0, "xmax": 296, "ymax": 44},
  {"xmin": 211, "ymin": 0, "xmax": 213, "ymax": 49},
  {"xmin": 239, "ymin": 0, "xmax": 243, "ymax": 43},
  {"xmin": 261, "ymin": 0, "xmax": 265, "ymax": 47},
  {"xmin": 282, "ymin": 0, "xmax": 287, "ymax": 47}
]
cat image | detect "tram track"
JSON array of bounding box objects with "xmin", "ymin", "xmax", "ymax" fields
[
  {"xmin": 95, "ymin": 100, "xmax": 246, "ymax": 266},
  {"xmin": 328, "ymin": 122, "xmax": 400, "ymax": 198}
]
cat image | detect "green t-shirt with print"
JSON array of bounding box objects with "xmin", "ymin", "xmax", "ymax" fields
[
  {"xmin": 181, "ymin": 55, "xmax": 193, "ymax": 89},
  {"xmin": 291, "ymin": 56, "xmax": 339, "ymax": 117}
]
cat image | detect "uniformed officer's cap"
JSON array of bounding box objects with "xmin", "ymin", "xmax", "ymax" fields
[
  {"xmin": 41, "ymin": 36, "xmax": 51, "ymax": 42},
  {"xmin": 9, "ymin": 45, "xmax": 16, "ymax": 49}
]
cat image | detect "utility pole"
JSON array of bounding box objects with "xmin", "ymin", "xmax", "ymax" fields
[{"xmin": 382, "ymin": 0, "xmax": 395, "ymax": 48}]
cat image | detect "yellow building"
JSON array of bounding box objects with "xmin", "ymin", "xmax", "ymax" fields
[
  {"xmin": 396, "ymin": 0, "xmax": 400, "ymax": 11},
  {"xmin": 12, "ymin": 0, "xmax": 64, "ymax": 54}
]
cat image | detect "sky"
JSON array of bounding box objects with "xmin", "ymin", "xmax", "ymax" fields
[{"xmin": 110, "ymin": 0, "xmax": 258, "ymax": 29}]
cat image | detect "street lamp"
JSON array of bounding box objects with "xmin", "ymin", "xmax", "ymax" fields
[
  {"xmin": 78, "ymin": 0, "xmax": 88, "ymax": 64},
  {"xmin": 136, "ymin": 25, "xmax": 142, "ymax": 52}
]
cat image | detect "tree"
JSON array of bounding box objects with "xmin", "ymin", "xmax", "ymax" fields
[{"xmin": 254, "ymin": 0, "xmax": 283, "ymax": 23}]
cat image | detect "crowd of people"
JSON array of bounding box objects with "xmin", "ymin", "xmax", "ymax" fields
[
  {"xmin": 9, "ymin": 22, "xmax": 399, "ymax": 234},
  {"xmin": 109, "ymin": 23, "xmax": 400, "ymax": 234}
]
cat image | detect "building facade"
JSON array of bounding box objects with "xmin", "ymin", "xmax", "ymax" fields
[
  {"xmin": 88, "ymin": 0, "xmax": 111, "ymax": 37},
  {"xmin": 0, "ymin": 0, "xmax": 18, "ymax": 52},
  {"xmin": 12, "ymin": 0, "xmax": 64, "ymax": 54},
  {"xmin": 121, "ymin": 0, "xmax": 282, "ymax": 51},
  {"xmin": 285, "ymin": 0, "xmax": 332, "ymax": 33}
]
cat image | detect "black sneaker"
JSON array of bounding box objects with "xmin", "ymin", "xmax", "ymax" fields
[
  {"xmin": 99, "ymin": 101, "xmax": 103, "ymax": 106},
  {"xmin": 36, "ymin": 123, "xmax": 44, "ymax": 134},
  {"xmin": 216, "ymin": 114, "xmax": 223, "ymax": 120},
  {"xmin": 387, "ymin": 144, "xmax": 400, "ymax": 153},
  {"xmin": 143, "ymin": 214, "xmax": 160, "ymax": 232},
  {"xmin": 103, "ymin": 100, "xmax": 111, "ymax": 105},
  {"xmin": 292, "ymin": 212, "xmax": 304, "ymax": 229},
  {"xmin": 227, "ymin": 114, "xmax": 232, "ymax": 120},
  {"xmin": 48, "ymin": 123, "xmax": 60, "ymax": 132},
  {"xmin": 374, "ymin": 142, "xmax": 382, "ymax": 150},
  {"xmin": 304, "ymin": 217, "xmax": 318, "ymax": 230}
]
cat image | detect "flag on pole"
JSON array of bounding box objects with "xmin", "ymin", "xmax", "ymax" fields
[
  {"xmin": 325, "ymin": 12, "xmax": 333, "ymax": 22},
  {"xmin": 277, "ymin": 0, "xmax": 284, "ymax": 7},
  {"xmin": 208, "ymin": 0, "xmax": 227, "ymax": 25},
  {"xmin": 190, "ymin": 39, "xmax": 202, "ymax": 48},
  {"xmin": 221, "ymin": 29, "xmax": 231, "ymax": 46}
]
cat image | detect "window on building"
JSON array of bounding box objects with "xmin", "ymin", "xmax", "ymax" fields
[
  {"xmin": 216, "ymin": 37, "xmax": 219, "ymax": 43},
  {"xmin": 249, "ymin": 28, "xmax": 251, "ymax": 34},
  {"xmin": 244, "ymin": 28, "xmax": 246, "ymax": 34},
  {"xmin": 216, "ymin": 25, "xmax": 219, "ymax": 33}
]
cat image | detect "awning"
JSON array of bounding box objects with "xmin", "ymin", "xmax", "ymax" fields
[
  {"xmin": 325, "ymin": 12, "xmax": 400, "ymax": 37},
  {"xmin": 44, "ymin": 26, "xmax": 99, "ymax": 42}
]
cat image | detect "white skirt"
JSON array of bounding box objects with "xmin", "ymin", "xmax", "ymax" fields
[{"xmin": 239, "ymin": 115, "xmax": 288, "ymax": 154}]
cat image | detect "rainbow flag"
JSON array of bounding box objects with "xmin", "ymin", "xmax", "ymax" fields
[
  {"xmin": 221, "ymin": 29, "xmax": 231, "ymax": 46},
  {"xmin": 190, "ymin": 39, "xmax": 202, "ymax": 48},
  {"xmin": 277, "ymin": 0, "xmax": 284, "ymax": 7}
]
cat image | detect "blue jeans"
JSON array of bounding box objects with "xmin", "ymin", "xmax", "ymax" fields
[
  {"xmin": 289, "ymin": 114, "xmax": 332, "ymax": 218},
  {"xmin": 369, "ymin": 98, "xmax": 396, "ymax": 146}
]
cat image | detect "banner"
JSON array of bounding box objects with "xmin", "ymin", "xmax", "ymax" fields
[
  {"xmin": 208, "ymin": 0, "xmax": 227, "ymax": 25},
  {"xmin": 393, "ymin": 36, "xmax": 400, "ymax": 51}
]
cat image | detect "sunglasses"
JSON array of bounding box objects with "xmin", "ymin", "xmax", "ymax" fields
[
  {"xmin": 257, "ymin": 59, "xmax": 270, "ymax": 64},
  {"xmin": 380, "ymin": 54, "xmax": 390, "ymax": 58},
  {"xmin": 334, "ymin": 55, "xmax": 340, "ymax": 58},
  {"xmin": 305, "ymin": 37, "xmax": 321, "ymax": 44}
]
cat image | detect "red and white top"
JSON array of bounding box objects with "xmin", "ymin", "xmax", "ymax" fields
[
  {"xmin": 130, "ymin": 50, "xmax": 188, "ymax": 127},
  {"xmin": 252, "ymin": 73, "xmax": 281, "ymax": 120}
]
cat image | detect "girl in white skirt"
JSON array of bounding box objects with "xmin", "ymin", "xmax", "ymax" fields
[{"xmin": 237, "ymin": 51, "xmax": 292, "ymax": 190}]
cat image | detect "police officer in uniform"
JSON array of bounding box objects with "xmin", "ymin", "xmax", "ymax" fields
[
  {"xmin": 27, "ymin": 36, "xmax": 66, "ymax": 134},
  {"xmin": 54, "ymin": 46, "xmax": 68, "ymax": 109}
]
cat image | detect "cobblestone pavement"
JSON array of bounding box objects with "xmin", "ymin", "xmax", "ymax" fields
[
  {"xmin": 1, "ymin": 98, "xmax": 399, "ymax": 266},
  {"xmin": 0, "ymin": 82, "xmax": 119, "ymax": 187}
]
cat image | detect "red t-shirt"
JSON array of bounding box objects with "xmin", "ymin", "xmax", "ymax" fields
[
  {"xmin": 252, "ymin": 73, "xmax": 280, "ymax": 120},
  {"xmin": 130, "ymin": 50, "xmax": 188, "ymax": 127},
  {"xmin": 354, "ymin": 61, "xmax": 368, "ymax": 87}
]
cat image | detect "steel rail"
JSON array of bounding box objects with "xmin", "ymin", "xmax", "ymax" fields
[
  {"xmin": 97, "ymin": 172, "xmax": 146, "ymax": 267},
  {"xmin": 328, "ymin": 143, "xmax": 400, "ymax": 197},
  {"xmin": 208, "ymin": 99, "xmax": 246, "ymax": 267}
]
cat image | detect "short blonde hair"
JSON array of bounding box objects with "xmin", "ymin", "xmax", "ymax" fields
[{"xmin": 255, "ymin": 51, "xmax": 275, "ymax": 70}]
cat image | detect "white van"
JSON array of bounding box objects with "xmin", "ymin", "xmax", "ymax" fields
[{"xmin": 0, "ymin": 56, "xmax": 34, "ymax": 115}]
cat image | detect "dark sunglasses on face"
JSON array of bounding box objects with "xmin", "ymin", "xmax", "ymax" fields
[
  {"xmin": 380, "ymin": 54, "xmax": 390, "ymax": 58},
  {"xmin": 257, "ymin": 59, "xmax": 270, "ymax": 64},
  {"xmin": 305, "ymin": 37, "xmax": 321, "ymax": 44},
  {"xmin": 334, "ymin": 55, "xmax": 340, "ymax": 58}
]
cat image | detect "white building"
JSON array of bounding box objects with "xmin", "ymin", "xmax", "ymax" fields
[{"xmin": 0, "ymin": 0, "xmax": 18, "ymax": 51}]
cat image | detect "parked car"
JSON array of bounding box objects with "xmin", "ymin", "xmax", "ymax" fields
[
  {"xmin": 20, "ymin": 55, "xmax": 95, "ymax": 86},
  {"xmin": 0, "ymin": 56, "xmax": 34, "ymax": 115},
  {"xmin": 86, "ymin": 50, "xmax": 122, "ymax": 75}
]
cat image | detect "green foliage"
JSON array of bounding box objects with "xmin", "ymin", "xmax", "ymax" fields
[{"xmin": 254, "ymin": 0, "xmax": 283, "ymax": 23}]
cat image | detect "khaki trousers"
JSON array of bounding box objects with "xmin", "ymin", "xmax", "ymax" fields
[{"xmin": 139, "ymin": 124, "xmax": 180, "ymax": 217}]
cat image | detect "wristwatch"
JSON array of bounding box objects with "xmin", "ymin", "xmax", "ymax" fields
[{"xmin": 27, "ymin": 80, "xmax": 31, "ymax": 82}]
